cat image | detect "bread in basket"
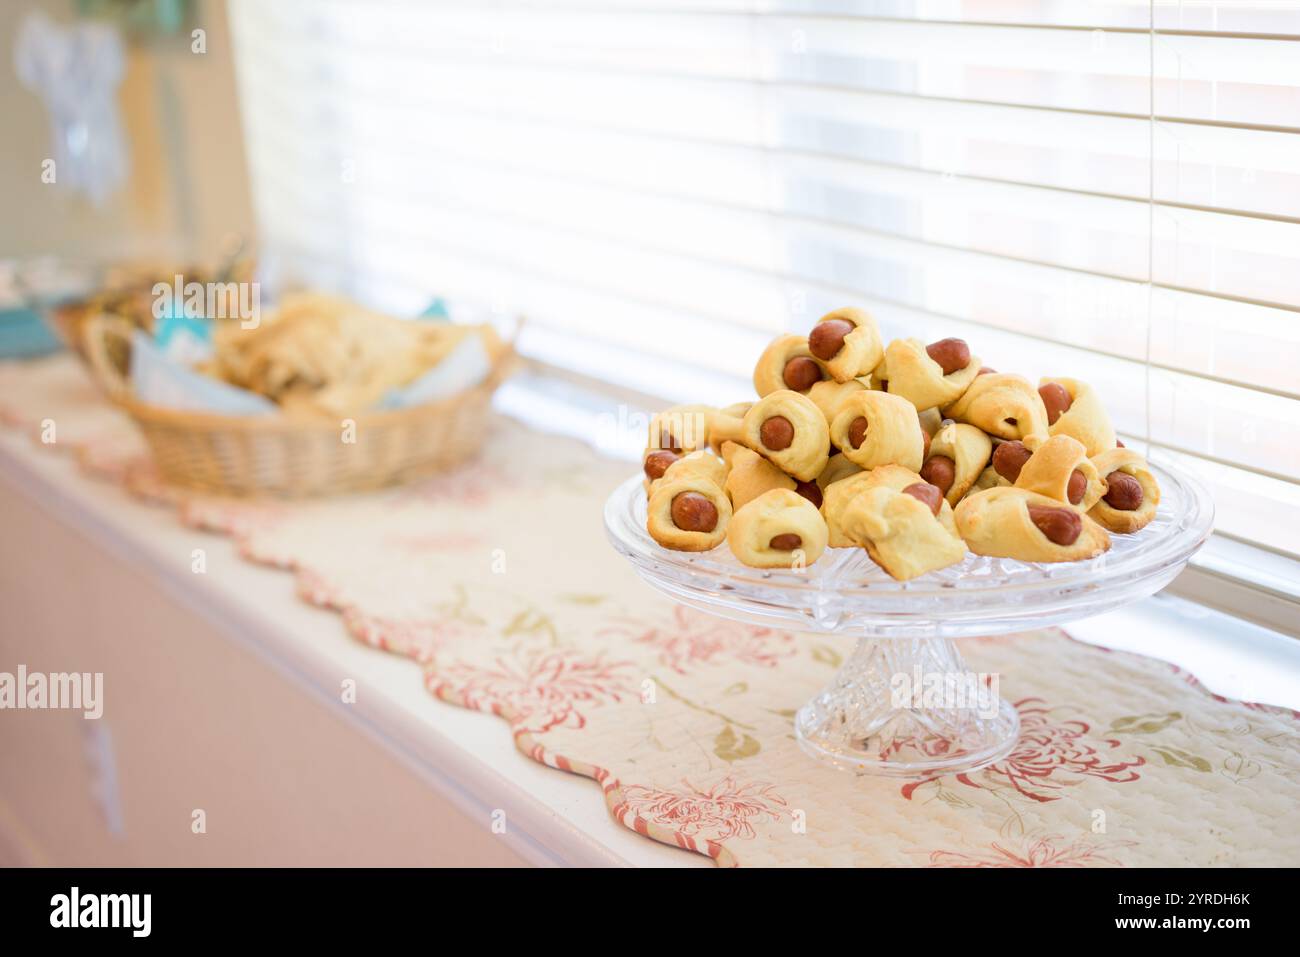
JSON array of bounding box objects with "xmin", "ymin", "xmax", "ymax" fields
[{"xmin": 80, "ymin": 303, "xmax": 517, "ymax": 497}]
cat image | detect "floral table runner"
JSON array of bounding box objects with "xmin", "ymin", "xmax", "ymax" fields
[{"xmin": 3, "ymin": 355, "xmax": 1298, "ymax": 867}]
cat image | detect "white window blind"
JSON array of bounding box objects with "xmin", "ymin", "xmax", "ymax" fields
[{"xmin": 228, "ymin": 0, "xmax": 1300, "ymax": 565}]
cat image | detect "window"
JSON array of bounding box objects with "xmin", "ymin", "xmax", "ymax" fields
[{"xmin": 228, "ymin": 0, "xmax": 1300, "ymax": 617}]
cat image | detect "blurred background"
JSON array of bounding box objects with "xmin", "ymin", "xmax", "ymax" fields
[
  {"xmin": 2, "ymin": 0, "xmax": 250, "ymax": 263},
  {"xmin": 2, "ymin": 0, "xmax": 1299, "ymax": 623}
]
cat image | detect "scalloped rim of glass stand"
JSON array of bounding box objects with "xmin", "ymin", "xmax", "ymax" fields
[{"xmin": 604, "ymin": 459, "xmax": 1213, "ymax": 632}]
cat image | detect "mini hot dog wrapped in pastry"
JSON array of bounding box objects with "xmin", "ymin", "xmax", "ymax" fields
[
  {"xmin": 807, "ymin": 378, "xmax": 867, "ymax": 426},
  {"xmin": 642, "ymin": 447, "xmax": 684, "ymax": 491},
  {"xmin": 1012, "ymin": 434, "xmax": 1106, "ymax": 513},
  {"xmin": 649, "ymin": 404, "xmax": 715, "ymax": 455},
  {"xmin": 807, "ymin": 307, "xmax": 884, "ymax": 383},
  {"xmin": 977, "ymin": 436, "xmax": 1037, "ymax": 492},
  {"xmin": 976, "ymin": 433, "xmax": 1088, "ymax": 497},
  {"xmin": 840, "ymin": 483, "xmax": 967, "ymax": 581},
  {"xmin": 922, "ymin": 420, "xmax": 993, "ymax": 507},
  {"xmin": 943, "ymin": 372, "xmax": 1049, "ymax": 441},
  {"xmin": 707, "ymin": 401, "xmax": 751, "ymax": 452},
  {"xmin": 822, "ymin": 464, "xmax": 959, "ymax": 547},
  {"xmin": 727, "ymin": 488, "xmax": 829, "ymax": 569},
  {"xmin": 648, "ymin": 449, "xmax": 727, "ymax": 497},
  {"xmin": 721, "ymin": 441, "xmax": 795, "ymax": 511},
  {"xmin": 646, "ymin": 475, "xmax": 732, "ymax": 552},
  {"xmin": 955, "ymin": 486, "xmax": 1110, "ymax": 563},
  {"xmin": 829, "ymin": 390, "xmax": 925, "ymax": 472},
  {"xmin": 883, "ymin": 337, "xmax": 982, "ymax": 411},
  {"xmin": 741, "ymin": 389, "xmax": 830, "ymax": 482},
  {"xmin": 1039, "ymin": 377, "xmax": 1116, "ymax": 457},
  {"xmin": 644, "ymin": 409, "xmax": 723, "ymax": 493},
  {"xmin": 753, "ymin": 335, "xmax": 827, "ymax": 397},
  {"xmin": 1089, "ymin": 447, "xmax": 1160, "ymax": 533}
]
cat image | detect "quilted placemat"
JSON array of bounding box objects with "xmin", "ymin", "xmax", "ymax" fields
[{"xmin": 3, "ymin": 355, "xmax": 1299, "ymax": 867}]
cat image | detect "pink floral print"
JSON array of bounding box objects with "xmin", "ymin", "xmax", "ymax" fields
[{"xmin": 615, "ymin": 776, "xmax": 788, "ymax": 842}]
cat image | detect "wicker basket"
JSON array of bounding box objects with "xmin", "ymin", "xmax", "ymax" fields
[
  {"xmin": 82, "ymin": 314, "xmax": 516, "ymax": 497},
  {"xmin": 47, "ymin": 300, "xmax": 104, "ymax": 362}
]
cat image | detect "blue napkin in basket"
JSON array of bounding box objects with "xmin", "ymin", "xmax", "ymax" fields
[{"xmin": 130, "ymin": 330, "xmax": 276, "ymax": 415}]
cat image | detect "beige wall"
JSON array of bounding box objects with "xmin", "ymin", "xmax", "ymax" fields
[{"xmin": 0, "ymin": 0, "xmax": 253, "ymax": 263}]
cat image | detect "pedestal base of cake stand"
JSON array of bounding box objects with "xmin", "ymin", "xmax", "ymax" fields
[{"xmin": 794, "ymin": 633, "xmax": 1019, "ymax": 777}]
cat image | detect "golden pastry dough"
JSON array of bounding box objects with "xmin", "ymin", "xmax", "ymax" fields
[
  {"xmin": 955, "ymin": 486, "xmax": 1110, "ymax": 563},
  {"xmin": 720, "ymin": 439, "xmax": 752, "ymax": 470},
  {"xmin": 829, "ymin": 390, "xmax": 924, "ymax": 472},
  {"xmin": 1088, "ymin": 447, "xmax": 1160, "ymax": 533},
  {"xmin": 865, "ymin": 357, "xmax": 889, "ymax": 391},
  {"xmin": 707, "ymin": 402, "xmax": 750, "ymax": 452},
  {"xmin": 1041, "ymin": 377, "xmax": 1116, "ymax": 457},
  {"xmin": 883, "ymin": 337, "xmax": 981, "ymax": 411},
  {"xmin": 721, "ymin": 441, "xmax": 795, "ymax": 511},
  {"xmin": 1014, "ymin": 434, "xmax": 1105, "ymax": 513},
  {"xmin": 807, "ymin": 378, "xmax": 867, "ymax": 425},
  {"xmin": 753, "ymin": 335, "xmax": 826, "ymax": 397},
  {"xmin": 816, "ymin": 453, "xmax": 862, "ymax": 490},
  {"xmin": 840, "ymin": 486, "xmax": 967, "ymax": 581},
  {"xmin": 646, "ymin": 476, "xmax": 732, "ymax": 552},
  {"xmin": 727, "ymin": 488, "xmax": 828, "ymax": 569},
  {"xmin": 822, "ymin": 464, "xmax": 958, "ymax": 547},
  {"xmin": 918, "ymin": 407, "xmax": 944, "ymax": 438},
  {"xmin": 813, "ymin": 307, "xmax": 884, "ymax": 382},
  {"xmin": 649, "ymin": 404, "xmax": 715, "ymax": 454},
  {"xmin": 972, "ymin": 465, "xmax": 1010, "ymax": 493},
  {"xmin": 821, "ymin": 469, "xmax": 878, "ymax": 548},
  {"xmin": 741, "ymin": 389, "xmax": 830, "ymax": 482},
  {"xmin": 943, "ymin": 373, "xmax": 1049, "ymax": 441},
  {"xmin": 925, "ymin": 421, "xmax": 993, "ymax": 507}
]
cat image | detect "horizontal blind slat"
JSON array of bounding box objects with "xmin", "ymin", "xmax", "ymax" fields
[
  {"xmin": 237, "ymin": 8, "xmax": 1300, "ymax": 132},
  {"xmin": 498, "ymin": 1, "xmax": 1300, "ymax": 38}
]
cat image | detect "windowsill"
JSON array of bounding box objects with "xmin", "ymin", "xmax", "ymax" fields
[
  {"xmin": 1065, "ymin": 594, "xmax": 1300, "ymax": 711},
  {"xmin": 1170, "ymin": 536, "xmax": 1300, "ymax": 638}
]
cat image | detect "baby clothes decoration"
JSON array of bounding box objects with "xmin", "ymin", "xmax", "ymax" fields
[{"xmin": 15, "ymin": 10, "xmax": 129, "ymax": 206}]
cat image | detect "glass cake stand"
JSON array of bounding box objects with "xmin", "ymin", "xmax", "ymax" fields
[{"xmin": 605, "ymin": 461, "xmax": 1213, "ymax": 778}]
